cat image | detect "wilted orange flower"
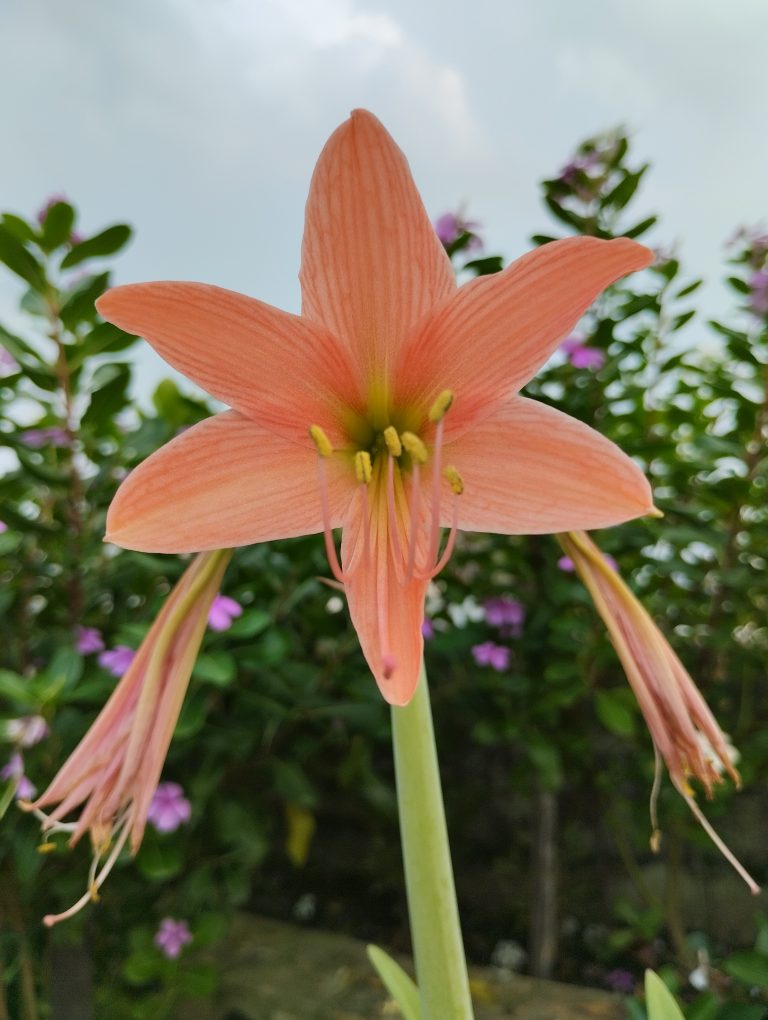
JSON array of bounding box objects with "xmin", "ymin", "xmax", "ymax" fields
[
  {"xmin": 23, "ymin": 551, "xmax": 231, "ymax": 925},
  {"xmin": 97, "ymin": 110, "xmax": 654, "ymax": 706},
  {"xmin": 559, "ymin": 530, "xmax": 759, "ymax": 893}
]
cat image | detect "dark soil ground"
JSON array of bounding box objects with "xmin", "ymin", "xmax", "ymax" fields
[{"xmin": 182, "ymin": 913, "xmax": 627, "ymax": 1019}]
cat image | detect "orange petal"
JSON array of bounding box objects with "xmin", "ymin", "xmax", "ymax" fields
[
  {"xmin": 96, "ymin": 283, "xmax": 361, "ymax": 446},
  {"xmin": 340, "ymin": 478, "xmax": 428, "ymax": 706},
  {"xmin": 300, "ymin": 109, "xmax": 456, "ymax": 383},
  {"xmin": 443, "ymin": 396, "xmax": 653, "ymax": 533},
  {"xmin": 106, "ymin": 411, "xmax": 354, "ymax": 552},
  {"xmin": 396, "ymin": 236, "xmax": 653, "ymax": 437}
]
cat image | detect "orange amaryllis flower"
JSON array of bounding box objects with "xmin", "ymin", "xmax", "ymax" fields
[
  {"xmin": 558, "ymin": 530, "xmax": 759, "ymax": 893},
  {"xmin": 97, "ymin": 110, "xmax": 654, "ymax": 706},
  {"xmin": 23, "ymin": 551, "xmax": 231, "ymax": 925}
]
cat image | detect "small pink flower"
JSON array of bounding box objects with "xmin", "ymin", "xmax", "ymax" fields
[
  {"xmin": 147, "ymin": 782, "xmax": 192, "ymax": 833},
  {"xmin": 471, "ymin": 641, "xmax": 510, "ymax": 671},
  {"xmin": 558, "ymin": 555, "xmax": 575, "ymax": 572},
  {"xmin": 75, "ymin": 626, "xmax": 105, "ymax": 655},
  {"xmin": 421, "ymin": 617, "xmax": 434, "ymax": 640},
  {"xmin": 6, "ymin": 715, "xmax": 49, "ymax": 748},
  {"xmin": 20, "ymin": 427, "xmax": 70, "ymax": 449},
  {"xmin": 748, "ymin": 269, "xmax": 768, "ymax": 317},
  {"xmin": 0, "ymin": 521, "xmax": 7, "ymax": 534},
  {"xmin": 98, "ymin": 645, "xmax": 136, "ymax": 676},
  {"xmin": 433, "ymin": 211, "xmax": 483, "ymax": 250},
  {"xmin": 1, "ymin": 753, "xmax": 37, "ymax": 800},
  {"xmin": 561, "ymin": 333, "xmax": 605, "ymax": 370},
  {"xmin": 483, "ymin": 597, "xmax": 525, "ymax": 636},
  {"xmin": 154, "ymin": 918, "xmax": 193, "ymax": 959},
  {"xmin": 207, "ymin": 593, "xmax": 243, "ymax": 632},
  {"xmin": 0, "ymin": 347, "xmax": 19, "ymax": 377}
]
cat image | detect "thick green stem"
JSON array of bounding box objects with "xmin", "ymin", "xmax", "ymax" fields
[{"xmin": 391, "ymin": 662, "xmax": 474, "ymax": 1020}]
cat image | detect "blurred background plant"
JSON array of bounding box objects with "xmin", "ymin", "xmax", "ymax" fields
[{"xmin": 0, "ymin": 130, "xmax": 766, "ymax": 1018}]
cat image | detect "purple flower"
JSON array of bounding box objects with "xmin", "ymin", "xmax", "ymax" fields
[
  {"xmin": 75, "ymin": 626, "xmax": 105, "ymax": 655},
  {"xmin": 421, "ymin": 617, "xmax": 434, "ymax": 640},
  {"xmin": 5, "ymin": 715, "xmax": 49, "ymax": 748},
  {"xmin": 604, "ymin": 968, "xmax": 636, "ymax": 994},
  {"xmin": 748, "ymin": 269, "xmax": 768, "ymax": 317},
  {"xmin": 1, "ymin": 753, "xmax": 36, "ymax": 800},
  {"xmin": 471, "ymin": 642, "xmax": 510, "ymax": 671},
  {"xmin": 561, "ymin": 333, "xmax": 605, "ymax": 370},
  {"xmin": 147, "ymin": 782, "xmax": 192, "ymax": 833},
  {"xmin": 483, "ymin": 597, "xmax": 525, "ymax": 635},
  {"xmin": 20, "ymin": 426, "xmax": 70, "ymax": 449},
  {"xmin": 433, "ymin": 211, "xmax": 483, "ymax": 250},
  {"xmin": 569, "ymin": 346, "xmax": 605, "ymax": 370},
  {"xmin": 0, "ymin": 347, "xmax": 19, "ymax": 377},
  {"xmin": 98, "ymin": 645, "xmax": 136, "ymax": 677},
  {"xmin": 154, "ymin": 918, "xmax": 193, "ymax": 959},
  {"xmin": 0, "ymin": 521, "xmax": 7, "ymax": 534},
  {"xmin": 207, "ymin": 593, "xmax": 243, "ymax": 632}
]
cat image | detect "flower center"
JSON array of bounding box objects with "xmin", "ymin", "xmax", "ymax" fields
[{"xmin": 309, "ymin": 388, "xmax": 464, "ymax": 591}]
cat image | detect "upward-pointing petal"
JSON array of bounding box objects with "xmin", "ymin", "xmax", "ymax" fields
[
  {"xmin": 300, "ymin": 109, "xmax": 456, "ymax": 383},
  {"xmin": 395, "ymin": 236, "xmax": 653, "ymax": 438}
]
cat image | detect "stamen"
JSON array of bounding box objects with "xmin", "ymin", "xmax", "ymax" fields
[
  {"xmin": 309, "ymin": 424, "xmax": 333, "ymax": 458},
  {"xmin": 676, "ymin": 781, "xmax": 760, "ymax": 895},
  {"xmin": 383, "ymin": 426, "xmax": 402, "ymax": 457},
  {"xmin": 400, "ymin": 431, "xmax": 428, "ymax": 464},
  {"xmin": 425, "ymin": 418, "xmax": 445, "ymax": 567},
  {"xmin": 404, "ymin": 462, "xmax": 421, "ymax": 583},
  {"xmin": 386, "ymin": 454, "xmax": 406, "ymax": 572},
  {"xmin": 354, "ymin": 450, "xmax": 372, "ymax": 485},
  {"xmin": 429, "ymin": 389, "xmax": 454, "ymax": 422},
  {"xmin": 444, "ymin": 465, "xmax": 464, "ymax": 495},
  {"xmin": 315, "ymin": 455, "xmax": 347, "ymax": 584}
]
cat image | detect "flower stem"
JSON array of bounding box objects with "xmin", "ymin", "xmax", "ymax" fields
[{"xmin": 391, "ymin": 661, "xmax": 474, "ymax": 1020}]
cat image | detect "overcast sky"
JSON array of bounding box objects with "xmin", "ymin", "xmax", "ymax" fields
[{"xmin": 1, "ymin": 0, "xmax": 766, "ymax": 386}]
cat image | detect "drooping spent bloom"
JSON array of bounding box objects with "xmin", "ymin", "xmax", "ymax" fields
[
  {"xmin": 5, "ymin": 715, "xmax": 49, "ymax": 748},
  {"xmin": 1, "ymin": 753, "xmax": 36, "ymax": 800},
  {"xmin": 207, "ymin": 593, "xmax": 243, "ymax": 632},
  {"xmin": 96, "ymin": 110, "xmax": 654, "ymax": 706},
  {"xmin": 75, "ymin": 626, "xmax": 105, "ymax": 655},
  {"xmin": 147, "ymin": 781, "xmax": 192, "ymax": 833},
  {"xmin": 154, "ymin": 918, "xmax": 193, "ymax": 959},
  {"xmin": 472, "ymin": 642, "xmax": 510, "ymax": 672},
  {"xmin": 558, "ymin": 530, "xmax": 759, "ymax": 893},
  {"xmin": 22, "ymin": 551, "xmax": 231, "ymax": 926},
  {"xmin": 98, "ymin": 645, "xmax": 136, "ymax": 677},
  {"xmin": 483, "ymin": 596, "xmax": 525, "ymax": 636}
]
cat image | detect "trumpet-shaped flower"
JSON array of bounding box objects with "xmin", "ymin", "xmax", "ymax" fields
[
  {"xmin": 22, "ymin": 550, "xmax": 231, "ymax": 925},
  {"xmin": 97, "ymin": 110, "xmax": 654, "ymax": 706},
  {"xmin": 558, "ymin": 530, "xmax": 759, "ymax": 893}
]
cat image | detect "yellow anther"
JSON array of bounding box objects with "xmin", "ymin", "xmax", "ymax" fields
[
  {"xmin": 37, "ymin": 841, "xmax": 57, "ymax": 854},
  {"xmin": 309, "ymin": 424, "xmax": 333, "ymax": 458},
  {"xmin": 401, "ymin": 431, "xmax": 428, "ymax": 464},
  {"xmin": 354, "ymin": 450, "xmax": 372, "ymax": 485},
  {"xmin": 444, "ymin": 465, "xmax": 464, "ymax": 495},
  {"xmin": 383, "ymin": 426, "xmax": 402, "ymax": 457},
  {"xmin": 428, "ymin": 389, "xmax": 454, "ymax": 422},
  {"xmin": 89, "ymin": 882, "xmax": 101, "ymax": 903}
]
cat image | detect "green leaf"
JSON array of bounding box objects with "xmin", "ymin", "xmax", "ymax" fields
[
  {"xmin": 722, "ymin": 949, "xmax": 768, "ymax": 988},
  {"xmin": 193, "ymin": 651, "xmax": 236, "ymax": 687},
  {"xmin": 603, "ymin": 166, "xmax": 647, "ymax": 211},
  {"xmin": 644, "ymin": 970, "xmax": 685, "ymax": 1020},
  {"xmin": 81, "ymin": 363, "xmax": 131, "ymax": 427},
  {"xmin": 136, "ymin": 833, "xmax": 184, "ymax": 881},
  {"xmin": 60, "ymin": 224, "xmax": 132, "ymax": 269},
  {"xmin": 40, "ymin": 202, "xmax": 75, "ymax": 252},
  {"xmin": 59, "ymin": 272, "xmax": 109, "ymax": 329},
  {"xmin": 367, "ymin": 945, "xmax": 422, "ymax": 1020},
  {"xmin": 1, "ymin": 213, "xmax": 37, "ymax": 244},
  {"xmin": 595, "ymin": 689, "xmax": 636, "ymax": 737},
  {"xmin": 0, "ymin": 669, "xmax": 38, "ymax": 709},
  {"xmin": 623, "ymin": 215, "xmax": 658, "ymax": 239},
  {"xmin": 0, "ymin": 224, "xmax": 46, "ymax": 290}
]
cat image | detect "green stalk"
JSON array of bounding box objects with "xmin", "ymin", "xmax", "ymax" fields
[{"xmin": 391, "ymin": 662, "xmax": 474, "ymax": 1020}]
